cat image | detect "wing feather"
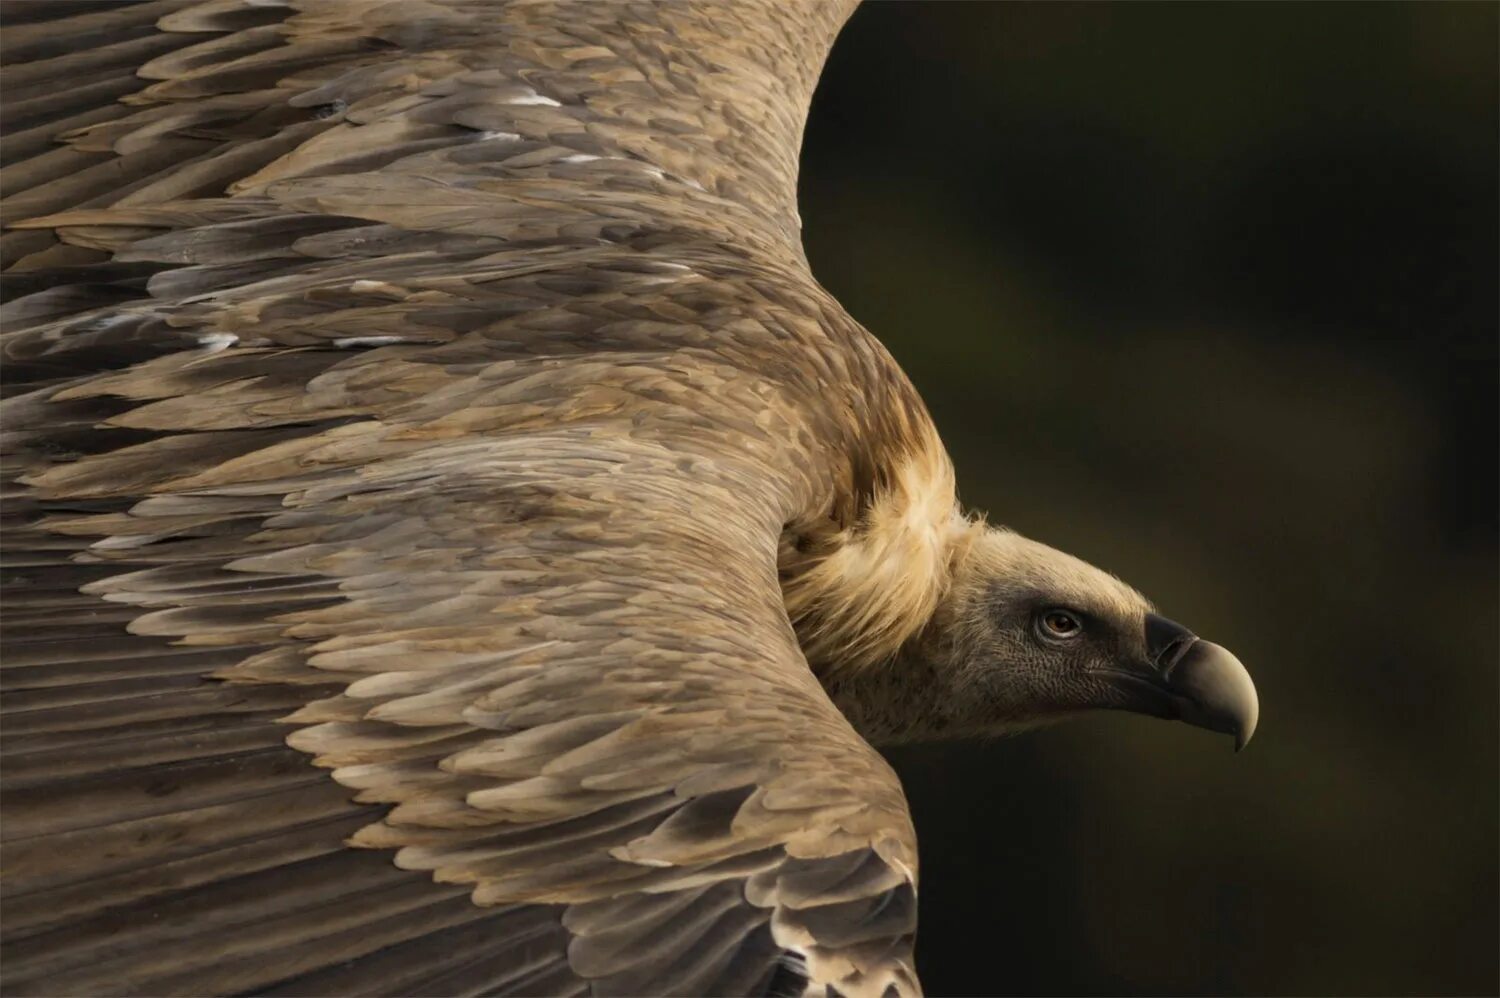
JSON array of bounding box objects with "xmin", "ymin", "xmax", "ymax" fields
[{"xmin": 2, "ymin": 2, "xmax": 926, "ymax": 995}]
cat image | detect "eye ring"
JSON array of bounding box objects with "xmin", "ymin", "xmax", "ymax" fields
[{"xmin": 1036, "ymin": 608, "xmax": 1084, "ymax": 641}]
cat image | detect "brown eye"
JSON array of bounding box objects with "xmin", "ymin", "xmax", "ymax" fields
[{"xmin": 1038, "ymin": 609, "xmax": 1083, "ymax": 640}]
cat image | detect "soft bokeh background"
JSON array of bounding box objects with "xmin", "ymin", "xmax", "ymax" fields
[{"xmin": 799, "ymin": 4, "xmax": 1498, "ymax": 995}]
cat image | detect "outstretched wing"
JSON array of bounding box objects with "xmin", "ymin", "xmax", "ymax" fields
[{"xmin": 1, "ymin": 2, "xmax": 923, "ymax": 996}]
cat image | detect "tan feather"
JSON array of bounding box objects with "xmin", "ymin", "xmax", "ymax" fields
[{"xmin": 1, "ymin": 2, "xmax": 941, "ymax": 995}]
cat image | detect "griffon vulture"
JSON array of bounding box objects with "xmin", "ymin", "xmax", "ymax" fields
[{"xmin": 0, "ymin": 1, "xmax": 1259, "ymax": 995}]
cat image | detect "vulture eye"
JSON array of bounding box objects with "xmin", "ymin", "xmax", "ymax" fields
[{"xmin": 1037, "ymin": 609, "xmax": 1084, "ymax": 640}]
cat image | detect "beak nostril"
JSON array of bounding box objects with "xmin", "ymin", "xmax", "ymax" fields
[
  {"xmin": 1144, "ymin": 612, "xmax": 1197, "ymax": 670},
  {"xmin": 1157, "ymin": 635, "xmax": 1198, "ymax": 676}
]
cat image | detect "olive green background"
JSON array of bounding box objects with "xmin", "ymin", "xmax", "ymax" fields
[{"xmin": 798, "ymin": 3, "xmax": 1498, "ymax": 994}]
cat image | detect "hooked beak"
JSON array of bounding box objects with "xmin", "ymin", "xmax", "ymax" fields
[{"xmin": 1110, "ymin": 613, "xmax": 1260, "ymax": 751}]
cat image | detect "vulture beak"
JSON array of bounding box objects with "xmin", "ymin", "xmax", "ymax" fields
[{"xmin": 1114, "ymin": 613, "xmax": 1260, "ymax": 751}]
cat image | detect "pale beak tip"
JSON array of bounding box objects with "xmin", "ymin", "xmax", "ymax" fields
[{"xmin": 1169, "ymin": 638, "xmax": 1259, "ymax": 752}]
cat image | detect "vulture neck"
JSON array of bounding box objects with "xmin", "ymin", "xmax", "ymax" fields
[
  {"xmin": 816, "ymin": 645, "xmax": 989, "ymax": 747},
  {"xmin": 783, "ymin": 435, "xmax": 980, "ymax": 683}
]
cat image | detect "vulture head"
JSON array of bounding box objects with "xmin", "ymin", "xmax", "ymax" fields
[
  {"xmin": 923, "ymin": 528, "xmax": 1259, "ymax": 747},
  {"xmin": 800, "ymin": 476, "xmax": 1259, "ymax": 750}
]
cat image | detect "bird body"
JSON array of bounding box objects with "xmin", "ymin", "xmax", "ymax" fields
[{"xmin": 0, "ymin": 3, "xmax": 1256, "ymax": 995}]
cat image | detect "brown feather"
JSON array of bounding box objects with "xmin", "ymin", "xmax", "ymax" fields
[{"xmin": 0, "ymin": 2, "xmax": 935, "ymax": 995}]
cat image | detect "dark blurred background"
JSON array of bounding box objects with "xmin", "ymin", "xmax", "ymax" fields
[{"xmin": 799, "ymin": 3, "xmax": 1498, "ymax": 995}]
